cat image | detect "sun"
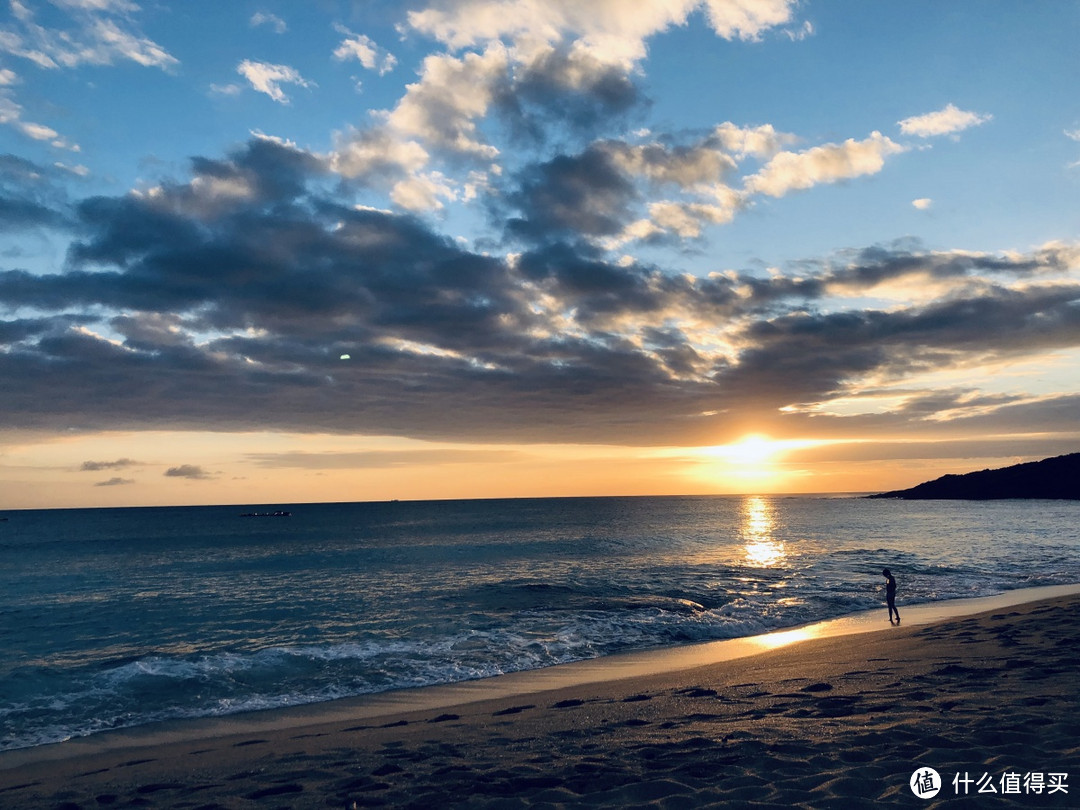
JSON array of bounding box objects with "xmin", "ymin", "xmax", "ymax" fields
[
  {"xmin": 720, "ymin": 434, "xmax": 777, "ymax": 466},
  {"xmin": 692, "ymin": 434, "xmax": 786, "ymax": 492},
  {"xmin": 684, "ymin": 434, "xmax": 827, "ymax": 493}
]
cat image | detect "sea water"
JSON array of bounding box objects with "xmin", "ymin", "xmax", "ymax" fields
[{"xmin": 0, "ymin": 495, "xmax": 1077, "ymax": 752}]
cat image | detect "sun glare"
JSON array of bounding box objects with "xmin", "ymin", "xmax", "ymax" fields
[
  {"xmin": 720, "ymin": 434, "xmax": 777, "ymax": 466},
  {"xmin": 686, "ymin": 434, "xmax": 831, "ymax": 494}
]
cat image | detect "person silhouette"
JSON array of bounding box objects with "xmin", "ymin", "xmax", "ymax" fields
[{"xmin": 882, "ymin": 568, "xmax": 900, "ymax": 624}]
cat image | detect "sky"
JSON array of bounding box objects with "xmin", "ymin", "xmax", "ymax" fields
[{"xmin": 1, "ymin": 0, "xmax": 1079, "ymax": 509}]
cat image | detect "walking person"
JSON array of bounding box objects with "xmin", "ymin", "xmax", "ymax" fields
[{"xmin": 882, "ymin": 568, "xmax": 900, "ymax": 624}]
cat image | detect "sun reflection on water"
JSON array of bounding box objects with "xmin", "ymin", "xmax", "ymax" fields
[{"xmin": 740, "ymin": 496, "xmax": 786, "ymax": 568}]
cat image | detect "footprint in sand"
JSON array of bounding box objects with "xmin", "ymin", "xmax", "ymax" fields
[
  {"xmin": 427, "ymin": 713, "xmax": 460, "ymax": 723},
  {"xmin": 493, "ymin": 704, "xmax": 536, "ymax": 716},
  {"xmin": 680, "ymin": 687, "xmax": 718, "ymax": 698}
]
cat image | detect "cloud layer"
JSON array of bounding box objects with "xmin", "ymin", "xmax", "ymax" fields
[
  {"xmin": 2, "ymin": 2, "xmax": 1079, "ymax": 459},
  {"xmin": 1, "ymin": 135, "xmax": 1078, "ymax": 446}
]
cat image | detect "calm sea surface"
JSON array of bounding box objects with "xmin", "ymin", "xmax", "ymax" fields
[{"xmin": 1, "ymin": 495, "xmax": 1077, "ymax": 751}]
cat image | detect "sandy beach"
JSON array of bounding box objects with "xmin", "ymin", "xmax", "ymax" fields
[{"xmin": 1, "ymin": 591, "xmax": 1077, "ymax": 809}]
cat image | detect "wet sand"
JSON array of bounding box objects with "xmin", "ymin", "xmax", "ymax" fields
[{"xmin": 2, "ymin": 590, "xmax": 1078, "ymax": 808}]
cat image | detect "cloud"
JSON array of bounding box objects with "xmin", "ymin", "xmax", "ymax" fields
[
  {"xmin": 702, "ymin": 0, "xmax": 799, "ymax": 41},
  {"xmin": 407, "ymin": 0, "xmax": 694, "ymax": 56},
  {"xmin": 591, "ymin": 124, "xmax": 796, "ymax": 242},
  {"xmin": 329, "ymin": 126, "xmax": 449, "ymax": 211},
  {"xmin": 3, "ymin": 1, "xmax": 1077, "ymax": 471},
  {"xmin": 95, "ymin": 476, "xmax": 134, "ymax": 486},
  {"xmin": 912, "ymin": 197, "xmax": 932, "ymax": 210},
  {"xmin": 745, "ymin": 132, "xmax": 906, "ymax": 197},
  {"xmin": 237, "ymin": 60, "xmax": 313, "ymax": 104},
  {"xmin": 496, "ymin": 43, "xmax": 646, "ymax": 140},
  {"xmin": 735, "ymin": 282, "xmax": 1080, "ymax": 405},
  {"xmin": 246, "ymin": 449, "xmax": 527, "ymax": 469},
  {"xmin": 2, "ymin": 224, "xmax": 1078, "ymax": 445},
  {"xmin": 0, "ymin": 90, "xmax": 79, "ymax": 149},
  {"xmin": 407, "ymin": 0, "xmax": 798, "ymax": 55},
  {"xmin": 784, "ymin": 19, "xmax": 814, "ymax": 41},
  {"xmin": 329, "ymin": 42, "xmax": 524, "ymax": 208},
  {"xmin": 326, "ymin": 3, "xmax": 800, "ymax": 220},
  {"xmin": 498, "ymin": 123, "xmax": 824, "ymax": 246},
  {"xmin": 358, "ymin": 0, "xmax": 797, "ymax": 195},
  {"xmin": 0, "ymin": 154, "xmax": 73, "ymax": 230},
  {"xmin": 209, "ymin": 82, "xmax": 243, "ymax": 97},
  {"xmin": 331, "ymin": 127, "xmax": 429, "ymax": 181},
  {"xmin": 54, "ymin": 162, "xmax": 90, "ymax": 177},
  {"xmin": 4, "ymin": 133, "xmax": 1075, "ymax": 451},
  {"xmin": 641, "ymin": 197, "xmax": 742, "ymax": 240},
  {"xmin": 507, "ymin": 146, "xmax": 639, "ymax": 240},
  {"xmin": 712, "ymin": 122, "xmax": 796, "ymax": 159},
  {"xmin": 2, "ymin": 94, "xmax": 1078, "ymax": 450},
  {"xmin": 164, "ymin": 464, "xmax": 211, "ymax": 479},
  {"xmin": 0, "ymin": 0, "xmax": 177, "ymax": 71},
  {"xmin": 51, "ymin": 1, "xmax": 140, "ymax": 12},
  {"xmin": 604, "ymin": 138, "xmax": 738, "ymax": 189},
  {"xmin": 0, "ymin": 0, "xmax": 173, "ymax": 149},
  {"xmin": 250, "ymin": 12, "xmax": 287, "ymax": 34},
  {"xmin": 81, "ymin": 458, "xmax": 139, "ymax": 470},
  {"xmin": 384, "ymin": 46, "xmax": 508, "ymax": 157},
  {"xmin": 387, "ymin": 0, "xmax": 800, "ymax": 168},
  {"xmin": 898, "ymin": 104, "xmax": 991, "ymax": 138},
  {"xmin": 332, "ymin": 25, "xmax": 396, "ymax": 75}
]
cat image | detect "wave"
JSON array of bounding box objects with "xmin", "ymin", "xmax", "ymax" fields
[{"xmin": 2, "ymin": 496, "xmax": 1077, "ymax": 752}]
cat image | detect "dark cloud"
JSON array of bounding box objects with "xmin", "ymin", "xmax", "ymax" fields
[
  {"xmin": 95, "ymin": 477, "xmax": 135, "ymax": 487},
  {"xmin": 0, "ymin": 314, "xmax": 86, "ymax": 343},
  {"xmin": 189, "ymin": 137, "xmax": 324, "ymax": 204},
  {"xmin": 2, "ymin": 136, "xmax": 1079, "ymax": 448},
  {"xmin": 824, "ymin": 242, "xmax": 1060, "ymax": 292},
  {"xmin": 164, "ymin": 464, "xmax": 211, "ymax": 479},
  {"xmin": 506, "ymin": 146, "xmax": 637, "ymax": 241},
  {"xmin": 718, "ymin": 283, "xmax": 1080, "ymax": 413},
  {"xmin": 515, "ymin": 242, "xmax": 670, "ymax": 318},
  {"xmin": 495, "ymin": 46, "xmax": 645, "ymax": 142},
  {"xmin": 81, "ymin": 458, "xmax": 139, "ymax": 471}
]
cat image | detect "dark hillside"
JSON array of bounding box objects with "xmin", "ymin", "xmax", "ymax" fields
[{"xmin": 867, "ymin": 453, "xmax": 1080, "ymax": 500}]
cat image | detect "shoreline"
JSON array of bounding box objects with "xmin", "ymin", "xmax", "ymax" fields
[
  {"xmin": 2, "ymin": 586, "xmax": 1078, "ymax": 807},
  {"xmin": 2, "ymin": 582, "xmax": 1079, "ymax": 771}
]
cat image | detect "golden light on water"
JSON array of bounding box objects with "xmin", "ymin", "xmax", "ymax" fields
[{"xmin": 740, "ymin": 496, "xmax": 786, "ymax": 568}]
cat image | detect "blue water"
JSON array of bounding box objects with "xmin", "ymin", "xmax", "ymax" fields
[{"xmin": 0, "ymin": 495, "xmax": 1077, "ymax": 751}]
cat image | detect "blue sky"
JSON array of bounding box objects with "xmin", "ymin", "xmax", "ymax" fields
[{"xmin": 1, "ymin": 0, "xmax": 1079, "ymax": 507}]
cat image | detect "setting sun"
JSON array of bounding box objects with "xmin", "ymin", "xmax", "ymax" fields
[
  {"xmin": 689, "ymin": 434, "xmax": 787, "ymax": 492},
  {"xmin": 679, "ymin": 435, "xmax": 832, "ymax": 494},
  {"xmin": 719, "ymin": 435, "xmax": 778, "ymax": 466}
]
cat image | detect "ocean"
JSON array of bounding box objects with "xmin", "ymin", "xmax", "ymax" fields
[{"xmin": 1, "ymin": 495, "xmax": 1077, "ymax": 752}]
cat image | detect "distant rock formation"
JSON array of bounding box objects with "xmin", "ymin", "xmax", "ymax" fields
[{"xmin": 867, "ymin": 453, "xmax": 1080, "ymax": 500}]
